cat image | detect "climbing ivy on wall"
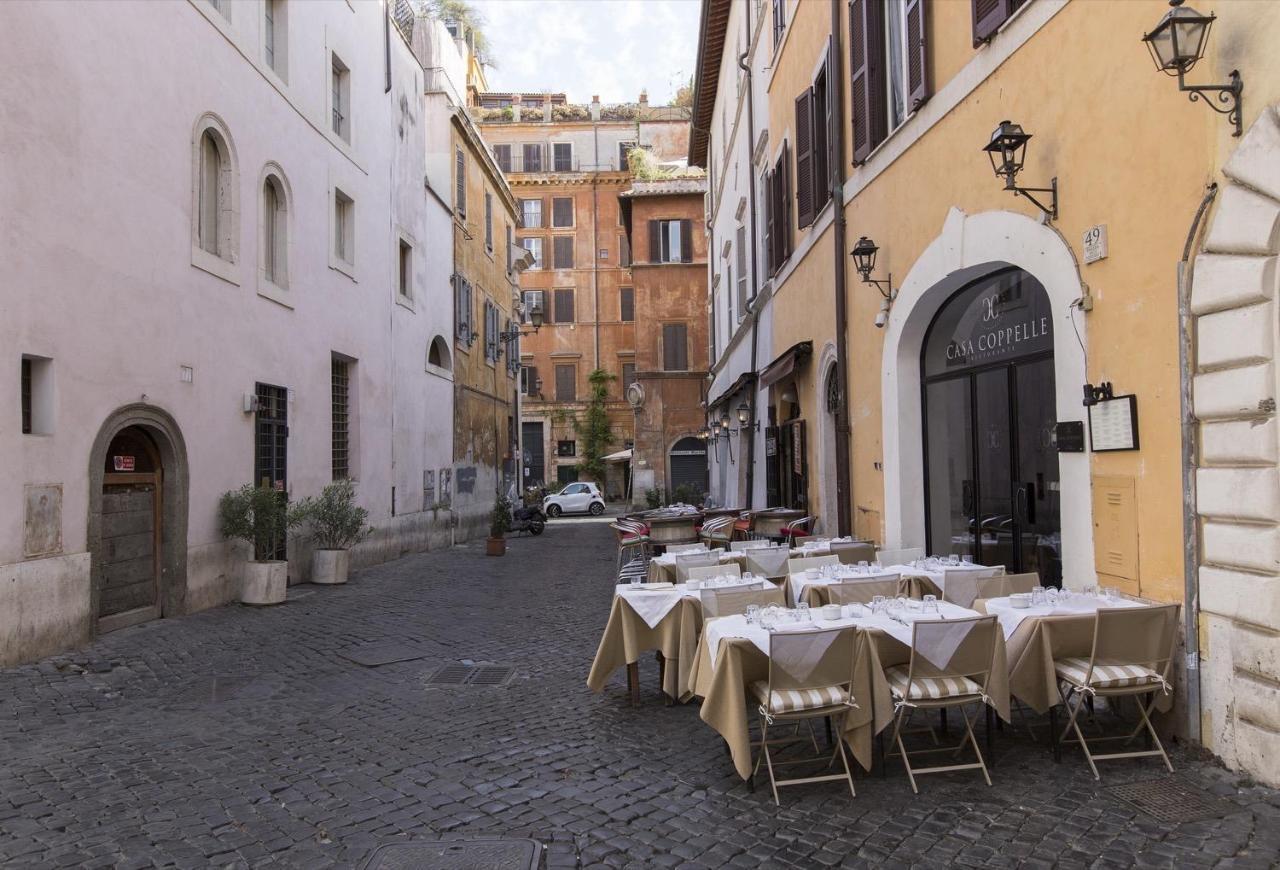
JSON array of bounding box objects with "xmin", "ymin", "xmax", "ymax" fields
[{"xmin": 573, "ymin": 369, "xmax": 615, "ymax": 485}]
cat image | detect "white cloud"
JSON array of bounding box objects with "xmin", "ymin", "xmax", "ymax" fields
[{"xmin": 468, "ymin": 0, "xmax": 700, "ymax": 104}]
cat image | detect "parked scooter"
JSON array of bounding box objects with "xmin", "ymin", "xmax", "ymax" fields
[{"xmin": 510, "ymin": 502, "xmax": 546, "ymax": 536}]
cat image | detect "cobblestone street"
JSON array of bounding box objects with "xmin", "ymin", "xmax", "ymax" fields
[{"xmin": 1, "ymin": 522, "xmax": 1278, "ymax": 869}]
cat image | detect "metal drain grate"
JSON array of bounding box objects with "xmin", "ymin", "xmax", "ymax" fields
[
  {"xmin": 1108, "ymin": 779, "xmax": 1240, "ymax": 823},
  {"xmin": 424, "ymin": 663, "xmax": 516, "ymax": 687},
  {"xmin": 363, "ymin": 839, "xmax": 539, "ymax": 869}
]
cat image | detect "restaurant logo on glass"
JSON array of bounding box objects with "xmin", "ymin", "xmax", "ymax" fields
[{"xmin": 924, "ymin": 272, "xmax": 1054, "ymax": 378}]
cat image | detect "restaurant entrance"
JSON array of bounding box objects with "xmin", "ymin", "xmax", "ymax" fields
[{"xmin": 921, "ymin": 268, "xmax": 1062, "ymax": 585}]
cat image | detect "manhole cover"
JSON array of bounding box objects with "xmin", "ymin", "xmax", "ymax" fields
[
  {"xmin": 362, "ymin": 839, "xmax": 539, "ymax": 870},
  {"xmin": 338, "ymin": 642, "xmax": 429, "ymax": 667},
  {"xmin": 424, "ymin": 663, "xmax": 516, "ymax": 687},
  {"xmin": 1108, "ymin": 779, "xmax": 1240, "ymax": 823}
]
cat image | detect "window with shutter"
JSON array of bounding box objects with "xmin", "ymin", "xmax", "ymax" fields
[
  {"xmin": 455, "ymin": 148, "xmax": 466, "ymax": 215},
  {"xmin": 736, "ymin": 225, "xmax": 749, "ymax": 311},
  {"xmin": 454, "ymin": 275, "xmax": 466, "ymax": 340},
  {"xmin": 679, "ymin": 219, "xmax": 693, "ymax": 263},
  {"xmin": 553, "ymin": 142, "xmax": 573, "ymax": 171},
  {"xmin": 621, "ymin": 363, "xmax": 636, "ymax": 395},
  {"xmin": 553, "ymin": 288, "xmax": 574, "ymax": 323},
  {"xmin": 814, "ymin": 50, "xmax": 831, "ymax": 213},
  {"xmin": 972, "ymin": 0, "xmax": 1022, "ymax": 46},
  {"xmin": 522, "ymin": 143, "xmax": 542, "ymax": 172},
  {"xmin": 763, "ymin": 167, "xmax": 775, "ymax": 274},
  {"xmin": 619, "ymin": 287, "xmax": 634, "ymax": 322},
  {"xmin": 618, "ymin": 141, "xmax": 636, "ymax": 171},
  {"xmin": 663, "ymin": 323, "xmax": 689, "ymax": 371},
  {"xmin": 555, "ymin": 364, "xmax": 576, "ymax": 401},
  {"xmin": 619, "ymin": 233, "xmax": 631, "ymax": 266},
  {"xmin": 552, "ymin": 235, "xmax": 574, "ymax": 269},
  {"xmin": 520, "ymin": 198, "xmax": 542, "ymax": 228},
  {"xmin": 794, "ymin": 89, "xmax": 814, "ymax": 228},
  {"xmin": 906, "ymin": 0, "xmax": 929, "ymax": 109},
  {"xmin": 484, "ymin": 193, "xmax": 493, "ymax": 251},
  {"xmin": 523, "ymin": 290, "xmax": 544, "ymax": 323},
  {"xmin": 648, "ymin": 220, "xmax": 661, "ymax": 263},
  {"xmin": 520, "ymin": 237, "xmax": 543, "ymax": 269},
  {"xmin": 493, "ymin": 144, "xmax": 512, "ymax": 173},
  {"xmin": 552, "ymin": 197, "xmax": 573, "ymax": 227}
]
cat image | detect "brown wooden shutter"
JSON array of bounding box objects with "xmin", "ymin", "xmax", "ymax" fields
[
  {"xmin": 663, "ymin": 323, "xmax": 688, "ymax": 371},
  {"xmin": 648, "ymin": 220, "xmax": 661, "ymax": 263},
  {"xmin": 780, "ymin": 143, "xmax": 793, "ymax": 261},
  {"xmin": 763, "ymin": 168, "xmax": 775, "ymax": 273},
  {"xmin": 906, "ymin": 0, "xmax": 929, "ymax": 109},
  {"xmin": 554, "ymin": 287, "xmax": 574, "ymax": 322},
  {"xmin": 455, "ymin": 148, "xmax": 466, "ymax": 215},
  {"xmin": 849, "ymin": 0, "xmax": 887, "ymax": 165},
  {"xmin": 528, "ymin": 365, "xmax": 539, "ymax": 396},
  {"xmin": 555, "ymin": 364, "xmax": 575, "ymax": 401},
  {"xmin": 794, "ymin": 89, "xmax": 814, "ymax": 228},
  {"xmin": 553, "ymin": 235, "xmax": 573, "ymax": 269},
  {"xmin": 972, "ymin": 0, "xmax": 1022, "ymax": 46},
  {"xmin": 620, "ymin": 286, "xmax": 634, "ymax": 321},
  {"xmin": 679, "ymin": 219, "xmax": 693, "ymax": 263},
  {"xmin": 818, "ymin": 41, "xmax": 834, "ymax": 206}
]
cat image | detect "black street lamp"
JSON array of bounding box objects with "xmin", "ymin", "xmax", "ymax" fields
[
  {"xmin": 736, "ymin": 401, "xmax": 759, "ymax": 432},
  {"xmin": 1142, "ymin": 0, "xmax": 1242, "ymax": 136},
  {"xmin": 850, "ymin": 236, "xmax": 896, "ymax": 329},
  {"xmin": 982, "ymin": 120, "xmax": 1058, "ymax": 220},
  {"xmin": 496, "ymin": 304, "xmax": 542, "ymax": 357}
]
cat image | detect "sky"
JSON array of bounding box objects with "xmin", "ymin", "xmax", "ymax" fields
[{"xmin": 466, "ymin": 0, "xmax": 702, "ymax": 105}]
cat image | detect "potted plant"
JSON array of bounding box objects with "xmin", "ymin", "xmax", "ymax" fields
[
  {"xmin": 294, "ymin": 478, "xmax": 371, "ymax": 585},
  {"xmin": 487, "ymin": 494, "xmax": 512, "ymax": 556},
  {"xmin": 218, "ymin": 483, "xmax": 302, "ymax": 606}
]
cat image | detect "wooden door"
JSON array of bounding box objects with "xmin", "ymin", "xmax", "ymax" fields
[{"xmin": 98, "ymin": 426, "xmax": 163, "ymax": 630}]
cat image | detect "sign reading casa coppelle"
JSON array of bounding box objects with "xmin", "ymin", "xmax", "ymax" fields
[{"xmin": 923, "ymin": 272, "xmax": 1054, "ymax": 377}]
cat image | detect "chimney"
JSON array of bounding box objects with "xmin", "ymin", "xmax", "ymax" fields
[
  {"xmin": 590, "ymin": 95, "xmax": 601, "ymax": 121},
  {"xmin": 639, "ymin": 89, "xmax": 649, "ymax": 108},
  {"xmin": 542, "ymin": 90, "xmax": 552, "ymax": 122},
  {"xmin": 511, "ymin": 93, "xmax": 521, "ymax": 122}
]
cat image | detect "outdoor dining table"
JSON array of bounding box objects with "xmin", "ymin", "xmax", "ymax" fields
[
  {"xmin": 587, "ymin": 577, "xmax": 766, "ymax": 704},
  {"xmin": 646, "ymin": 548, "xmax": 747, "ymax": 583},
  {"xmin": 887, "ymin": 561, "xmax": 1001, "ymax": 604},
  {"xmin": 646, "ymin": 513, "xmax": 703, "ymax": 547},
  {"xmin": 785, "ymin": 568, "xmax": 910, "ymax": 607},
  {"xmin": 688, "ymin": 604, "xmax": 1011, "ymax": 781},
  {"xmin": 975, "ymin": 593, "xmax": 1171, "ymax": 715},
  {"xmin": 750, "ymin": 509, "xmax": 804, "ymax": 539}
]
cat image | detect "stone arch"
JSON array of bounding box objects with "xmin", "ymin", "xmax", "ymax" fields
[
  {"xmin": 880, "ymin": 207, "xmax": 1093, "ymax": 585},
  {"xmin": 1188, "ymin": 104, "xmax": 1280, "ymax": 782},
  {"xmin": 190, "ymin": 111, "xmax": 240, "ymax": 281},
  {"xmin": 258, "ymin": 161, "xmax": 292, "ymax": 291},
  {"xmin": 87, "ymin": 404, "xmax": 190, "ymax": 632},
  {"xmin": 427, "ymin": 334, "xmax": 453, "ymax": 373}
]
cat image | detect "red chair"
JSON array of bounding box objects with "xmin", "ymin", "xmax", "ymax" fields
[{"xmin": 781, "ymin": 515, "xmax": 814, "ymax": 546}]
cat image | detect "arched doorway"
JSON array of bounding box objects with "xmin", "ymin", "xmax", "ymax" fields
[
  {"xmin": 920, "ymin": 267, "xmax": 1061, "ymax": 584},
  {"xmin": 668, "ymin": 436, "xmax": 708, "ymax": 499},
  {"xmin": 88, "ymin": 405, "xmax": 189, "ymax": 634}
]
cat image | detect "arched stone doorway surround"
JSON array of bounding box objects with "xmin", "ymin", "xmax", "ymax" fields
[
  {"xmin": 880, "ymin": 207, "xmax": 1095, "ymax": 588},
  {"xmin": 87, "ymin": 404, "xmax": 190, "ymax": 633},
  {"xmin": 1188, "ymin": 104, "xmax": 1280, "ymax": 783}
]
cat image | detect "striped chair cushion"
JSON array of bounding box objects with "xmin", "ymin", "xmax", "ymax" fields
[
  {"xmin": 750, "ymin": 681, "xmax": 850, "ymax": 714},
  {"xmin": 885, "ymin": 666, "xmax": 982, "ymax": 701},
  {"xmin": 620, "ymin": 534, "xmax": 648, "ymax": 545},
  {"xmin": 1054, "ymin": 657, "xmax": 1163, "ymax": 689}
]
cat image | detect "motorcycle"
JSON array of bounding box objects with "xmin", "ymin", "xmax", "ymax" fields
[{"xmin": 510, "ymin": 502, "xmax": 546, "ymax": 536}]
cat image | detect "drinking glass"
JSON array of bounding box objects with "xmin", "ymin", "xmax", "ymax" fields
[
  {"xmin": 745, "ymin": 604, "xmax": 760, "ymax": 625},
  {"xmin": 1032, "ymin": 586, "xmax": 1046, "ymax": 606},
  {"xmin": 630, "ymin": 576, "xmax": 642, "ymax": 587},
  {"xmin": 871, "ymin": 561, "xmax": 883, "ymax": 572},
  {"xmin": 797, "ymin": 603, "xmax": 811, "ymax": 623},
  {"xmin": 948, "ymin": 555, "xmax": 961, "ymax": 566},
  {"xmin": 893, "ymin": 596, "xmax": 909, "ymax": 612},
  {"xmin": 857, "ymin": 560, "xmax": 869, "ymax": 569},
  {"xmin": 962, "ymin": 554, "xmax": 975, "ymax": 565},
  {"xmin": 871, "ymin": 595, "xmax": 887, "ymax": 613},
  {"xmin": 1103, "ymin": 586, "xmax": 1118, "ymax": 602},
  {"xmin": 922, "ymin": 594, "xmax": 939, "ymax": 613},
  {"xmin": 760, "ymin": 610, "xmax": 776, "ymax": 630}
]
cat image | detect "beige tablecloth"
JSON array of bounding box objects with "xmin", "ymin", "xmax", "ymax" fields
[
  {"xmin": 795, "ymin": 575, "xmax": 927, "ymax": 608},
  {"xmin": 688, "ymin": 625, "xmax": 1011, "ymax": 780},
  {"xmin": 647, "ymin": 551, "xmax": 746, "ymax": 583},
  {"xmin": 587, "ymin": 594, "xmax": 703, "ymax": 702}
]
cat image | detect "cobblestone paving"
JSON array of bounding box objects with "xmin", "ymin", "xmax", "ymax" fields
[{"xmin": 2, "ymin": 523, "xmax": 1279, "ymax": 868}]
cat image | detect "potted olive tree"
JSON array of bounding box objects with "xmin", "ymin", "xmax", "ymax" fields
[
  {"xmin": 295, "ymin": 478, "xmax": 370, "ymax": 585},
  {"xmin": 487, "ymin": 494, "xmax": 512, "ymax": 556},
  {"xmin": 218, "ymin": 483, "xmax": 302, "ymax": 605}
]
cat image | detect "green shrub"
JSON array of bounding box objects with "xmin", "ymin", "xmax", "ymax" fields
[
  {"xmin": 218, "ymin": 483, "xmax": 303, "ymax": 561},
  {"xmin": 645, "ymin": 487, "xmax": 665, "ymax": 510},
  {"xmin": 672, "ymin": 483, "xmax": 703, "ymax": 507},
  {"xmin": 293, "ymin": 479, "xmax": 371, "ymax": 550},
  {"xmin": 490, "ymin": 495, "xmax": 513, "ymax": 538}
]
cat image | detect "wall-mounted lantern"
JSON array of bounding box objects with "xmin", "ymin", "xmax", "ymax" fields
[
  {"xmin": 736, "ymin": 401, "xmax": 759, "ymax": 432},
  {"xmin": 850, "ymin": 236, "xmax": 897, "ymax": 329},
  {"xmin": 1141, "ymin": 0, "xmax": 1242, "ymax": 137},
  {"xmin": 981, "ymin": 120, "xmax": 1059, "ymax": 220}
]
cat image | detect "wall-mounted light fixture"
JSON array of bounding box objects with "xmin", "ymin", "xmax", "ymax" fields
[
  {"xmin": 982, "ymin": 120, "xmax": 1059, "ymax": 221},
  {"xmin": 1142, "ymin": 0, "xmax": 1242, "ymax": 137},
  {"xmin": 1082, "ymin": 381, "xmax": 1115, "ymax": 407},
  {"xmin": 850, "ymin": 236, "xmax": 897, "ymax": 329},
  {"xmin": 736, "ymin": 401, "xmax": 759, "ymax": 432},
  {"xmin": 497, "ymin": 303, "xmax": 543, "ymax": 357}
]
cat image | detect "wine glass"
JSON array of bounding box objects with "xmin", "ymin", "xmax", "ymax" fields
[{"xmin": 745, "ymin": 604, "xmax": 760, "ymax": 625}]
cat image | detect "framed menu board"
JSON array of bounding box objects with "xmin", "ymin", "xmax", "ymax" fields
[{"xmin": 1088, "ymin": 395, "xmax": 1139, "ymax": 452}]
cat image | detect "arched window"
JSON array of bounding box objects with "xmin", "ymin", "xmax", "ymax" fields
[
  {"xmin": 261, "ymin": 170, "xmax": 289, "ymax": 289},
  {"xmin": 198, "ymin": 132, "xmax": 222, "ymax": 255},
  {"xmin": 427, "ymin": 335, "xmax": 452, "ymax": 372},
  {"xmin": 191, "ymin": 114, "xmax": 239, "ymax": 279}
]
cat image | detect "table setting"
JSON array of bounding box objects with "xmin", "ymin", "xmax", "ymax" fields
[
  {"xmin": 786, "ymin": 561, "xmax": 903, "ymax": 606},
  {"xmin": 646, "ymin": 546, "xmax": 746, "ymax": 582},
  {"xmin": 789, "ymin": 536, "xmax": 856, "ymax": 557},
  {"xmin": 887, "ymin": 555, "xmax": 1002, "ymax": 604}
]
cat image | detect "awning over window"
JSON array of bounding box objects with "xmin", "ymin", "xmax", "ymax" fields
[
  {"xmin": 603, "ymin": 448, "xmax": 633, "ymax": 463},
  {"xmin": 759, "ymin": 341, "xmax": 813, "ymax": 388},
  {"xmin": 708, "ymin": 371, "xmax": 756, "ymax": 411}
]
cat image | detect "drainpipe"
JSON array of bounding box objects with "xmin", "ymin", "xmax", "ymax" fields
[
  {"xmin": 1178, "ymin": 181, "xmax": 1217, "ymax": 746},
  {"xmin": 740, "ymin": 1, "xmax": 760, "ymax": 510},
  {"xmin": 592, "ymin": 122, "xmax": 601, "ymax": 370},
  {"xmin": 829, "ymin": 0, "xmax": 853, "ymax": 537}
]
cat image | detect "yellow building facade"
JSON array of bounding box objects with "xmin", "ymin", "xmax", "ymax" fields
[{"xmin": 693, "ymin": 0, "xmax": 1280, "ymax": 783}]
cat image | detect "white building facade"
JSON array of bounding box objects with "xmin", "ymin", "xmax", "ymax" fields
[
  {"xmin": 701, "ymin": 0, "xmax": 773, "ymax": 512},
  {"xmin": 0, "ymin": 0, "xmax": 458, "ymax": 665}
]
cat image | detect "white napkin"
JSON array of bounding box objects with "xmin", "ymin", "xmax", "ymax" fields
[{"xmin": 617, "ymin": 586, "xmax": 683, "ymax": 628}]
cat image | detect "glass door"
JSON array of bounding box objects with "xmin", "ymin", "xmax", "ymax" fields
[
  {"xmin": 1013, "ymin": 357, "xmax": 1062, "ymax": 585},
  {"xmin": 974, "ymin": 368, "xmax": 1014, "ymax": 569}
]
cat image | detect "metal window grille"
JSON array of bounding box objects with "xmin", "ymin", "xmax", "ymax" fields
[
  {"xmin": 254, "ymin": 382, "xmax": 289, "ymax": 559},
  {"xmin": 331, "ymin": 360, "xmax": 350, "ymax": 480},
  {"xmin": 20, "ymin": 358, "xmax": 32, "ymax": 435}
]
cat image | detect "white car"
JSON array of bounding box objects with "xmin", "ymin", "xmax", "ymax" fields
[{"xmin": 544, "ymin": 481, "xmax": 606, "ymax": 517}]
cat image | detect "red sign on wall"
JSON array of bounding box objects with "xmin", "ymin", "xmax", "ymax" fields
[{"xmin": 112, "ymin": 455, "xmax": 136, "ymax": 472}]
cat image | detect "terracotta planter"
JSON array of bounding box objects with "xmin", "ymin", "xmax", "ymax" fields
[
  {"xmin": 241, "ymin": 560, "xmax": 288, "ymax": 605},
  {"xmin": 486, "ymin": 536, "xmax": 506, "ymax": 556},
  {"xmin": 311, "ymin": 548, "xmax": 350, "ymax": 585}
]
